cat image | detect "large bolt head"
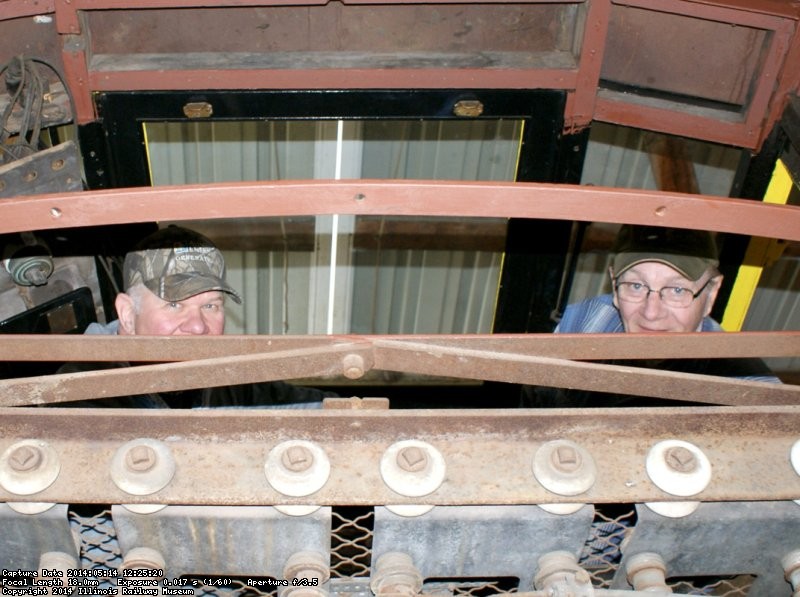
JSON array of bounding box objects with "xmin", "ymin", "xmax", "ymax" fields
[
  {"xmin": 265, "ymin": 440, "xmax": 330, "ymax": 498},
  {"xmin": 646, "ymin": 439, "xmax": 711, "ymax": 498},
  {"xmin": 533, "ymin": 439, "xmax": 596, "ymax": 497},
  {"xmin": 125, "ymin": 445, "xmax": 158, "ymax": 472},
  {"xmin": 396, "ymin": 446, "xmax": 429, "ymax": 473},
  {"xmin": 0, "ymin": 440, "xmax": 60, "ymax": 496},
  {"xmin": 111, "ymin": 439, "xmax": 176, "ymax": 496},
  {"xmin": 380, "ymin": 440, "xmax": 446, "ymax": 498},
  {"xmin": 9, "ymin": 445, "xmax": 44, "ymax": 472}
]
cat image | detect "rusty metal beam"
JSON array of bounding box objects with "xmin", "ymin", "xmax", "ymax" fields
[
  {"xmin": 1, "ymin": 181, "xmax": 798, "ymax": 241},
  {"xmin": 1, "ymin": 335, "xmax": 796, "ymax": 407},
  {"xmin": 0, "ymin": 406, "xmax": 798, "ymax": 506},
  {"xmin": 0, "ymin": 332, "xmax": 795, "ymax": 362},
  {"xmin": 0, "ymin": 342, "xmax": 372, "ymax": 406},
  {"xmin": 372, "ymin": 339, "xmax": 800, "ymax": 407}
]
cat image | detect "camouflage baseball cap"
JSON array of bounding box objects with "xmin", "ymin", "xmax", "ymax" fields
[
  {"xmin": 123, "ymin": 226, "xmax": 242, "ymax": 304},
  {"xmin": 612, "ymin": 225, "xmax": 719, "ymax": 282}
]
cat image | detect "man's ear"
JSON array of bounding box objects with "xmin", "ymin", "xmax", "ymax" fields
[
  {"xmin": 115, "ymin": 293, "xmax": 137, "ymax": 335},
  {"xmin": 609, "ymin": 266, "xmax": 620, "ymax": 309},
  {"xmin": 703, "ymin": 274, "xmax": 723, "ymax": 317}
]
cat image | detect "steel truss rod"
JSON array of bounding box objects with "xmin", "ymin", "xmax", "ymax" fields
[
  {"xmin": 0, "ymin": 406, "xmax": 797, "ymax": 506},
  {"xmin": 371, "ymin": 340, "xmax": 800, "ymax": 406},
  {"xmin": 0, "ymin": 342, "xmax": 372, "ymax": 406},
  {"xmin": 0, "ymin": 337, "xmax": 796, "ymax": 407},
  {"xmin": 1, "ymin": 180, "xmax": 798, "ymax": 240},
  {"xmin": 0, "ymin": 332, "xmax": 796, "ymax": 362}
]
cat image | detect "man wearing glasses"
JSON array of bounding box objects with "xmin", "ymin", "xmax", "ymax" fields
[
  {"xmin": 524, "ymin": 225, "xmax": 779, "ymax": 408},
  {"xmin": 559, "ymin": 225, "xmax": 727, "ymax": 336}
]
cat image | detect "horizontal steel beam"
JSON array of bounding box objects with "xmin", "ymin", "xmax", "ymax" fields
[
  {"xmin": 0, "ymin": 332, "xmax": 795, "ymax": 361},
  {"xmin": 0, "ymin": 406, "xmax": 798, "ymax": 506},
  {"xmin": 1, "ymin": 181, "xmax": 798, "ymax": 240},
  {"xmin": 0, "ymin": 334, "xmax": 797, "ymax": 407}
]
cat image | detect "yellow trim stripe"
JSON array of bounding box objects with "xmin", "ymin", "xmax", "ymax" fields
[{"xmin": 721, "ymin": 159, "xmax": 793, "ymax": 331}]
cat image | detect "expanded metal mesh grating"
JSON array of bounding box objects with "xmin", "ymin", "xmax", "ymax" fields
[
  {"xmin": 578, "ymin": 503, "xmax": 637, "ymax": 588},
  {"xmin": 69, "ymin": 504, "xmax": 757, "ymax": 596},
  {"xmin": 331, "ymin": 506, "xmax": 374, "ymax": 579}
]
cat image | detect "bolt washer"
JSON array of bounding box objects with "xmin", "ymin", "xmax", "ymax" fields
[
  {"xmin": 646, "ymin": 439, "xmax": 711, "ymax": 497},
  {"xmin": 645, "ymin": 438, "xmax": 711, "ymax": 518},
  {"xmin": 265, "ymin": 440, "xmax": 331, "ymax": 497},
  {"xmin": 532, "ymin": 439, "xmax": 597, "ymax": 497},
  {"xmin": 0, "ymin": 439, "xmax": 60, "ymax": 496},
  {"xmin": 380, "ymin": 440, "xmax": 446, "ymax": 498},
  {"xmin": 111, "ymin": 438, "xmax": 176, "ymax": 496}
]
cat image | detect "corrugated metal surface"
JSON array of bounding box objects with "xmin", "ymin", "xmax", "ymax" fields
[
  {"xmin": 743, "ymin": 252, "xmax": 800, "ymax": 376},
  {"xmin": 145, "ymin": 119, "xmax": 520, "ymax": 334}
]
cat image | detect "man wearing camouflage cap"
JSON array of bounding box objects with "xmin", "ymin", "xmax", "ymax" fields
[
  {"xmin": 108, "ymin": 226, "xmax": 241, "ymax": 336},
  {"xmin": 78, "ymin": 225, "xmax": 333, "ymax": 408}
]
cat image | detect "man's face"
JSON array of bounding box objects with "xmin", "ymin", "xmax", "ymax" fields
[
  {"xmin": 612, "ymin": 261, "xmax": 720, "ymax": 333},
  {"xmin": 117, "ymin": 288, "xmax": 226, "ymax": 335}
]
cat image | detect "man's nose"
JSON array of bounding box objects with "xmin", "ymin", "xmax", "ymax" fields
[
  {"xmin": 642, "ymin": 289, "xmax": 665, "ymax": 318},
  {"xmin": 180, "ymin": 308, "xmax": 209, "ymax": 335}
]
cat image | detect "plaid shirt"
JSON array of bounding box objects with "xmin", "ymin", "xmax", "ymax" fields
[
  {"xmin": 555, "ymin": 294, "xmax": 720, "ymax": 334},
  {"xmin": 554, "ymin": 294, "xmax": 779, "ymax": 383}
]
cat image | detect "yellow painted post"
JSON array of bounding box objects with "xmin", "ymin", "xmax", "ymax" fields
[{"xmin": 721, "ymin": 159, "xmax": 794, "ymax": 331}]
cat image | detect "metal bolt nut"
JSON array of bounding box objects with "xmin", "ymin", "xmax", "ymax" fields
[
  {"xmin": 111, "ymin": 439, "xmax": 176, "ymax": 496},
  {"xmin": 534, "ymin": 550, "xmax": 592, "ymax": 592},
  {"xmin": 125, "ymin": 445, "xmax": 158, "ymax": 472},
  {"xmin": 626, "ymin": 552, "xmax": 670, "ymax": 592},
  {"xmin": 396, "ymin": 446, "xmax": 428, "ymax": 472},
  {"xmin": 122, "ymin": 547, "xmax": 166, "ymax": 573},
  {"xmin": 265, "ymin": 440, "xmax": 331, "ymax": 498},
  {"xmin": 533, "ymin": 439, "xmax": 597, "ymax": 497},
  {"xmin": 9, "ymin": 445, "xmax": 44, "ymax": 472},
  {"xmin": 0, "ymin": 440, "xmax": 61, "ymax": 496},
  {"xmin": 646, "ymin": 439, "xmax": 711, "ymax": 498},
  {"xmin": 551, "ymin": 445, "xmax": 581, "ymax": 473},
  {"xmin": 370, "ymin": 552, "xmax": 423, "ymax": 597},
  {"xmin": 380, "ymin": 440, "xmax": 446, "ymax": 498},
  {"xmin": 282, "ymin": 551, "xmax": 330, "ymax": 597},
  {"xmin": 282, "ymin": 445, "xmax": 314, "ymax": 473},
  {"xmin": 664, "ymin": 446, "xmax": 697, "ymax": 473},
  {"xmin": 38, "ymin": 551, "xmax": 77, "ymax": 586}
]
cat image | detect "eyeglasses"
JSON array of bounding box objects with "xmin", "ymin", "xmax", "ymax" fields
[{"xmin": 614, "ymin": 278, "xmax": 714, "ymax": 308}]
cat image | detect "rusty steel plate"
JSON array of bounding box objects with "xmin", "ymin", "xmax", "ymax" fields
[{"xmin": 0, "ymin": 406, "xmax": 798, "ymax": 507}]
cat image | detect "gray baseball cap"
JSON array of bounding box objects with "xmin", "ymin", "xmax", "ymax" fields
[
  {"xmin": 123, "ymin": 226, "xmax": 242, "ymax": 304},
  {"xmin": 612, "ymin": 225, "xmax": 719, "ymax": 282}
]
